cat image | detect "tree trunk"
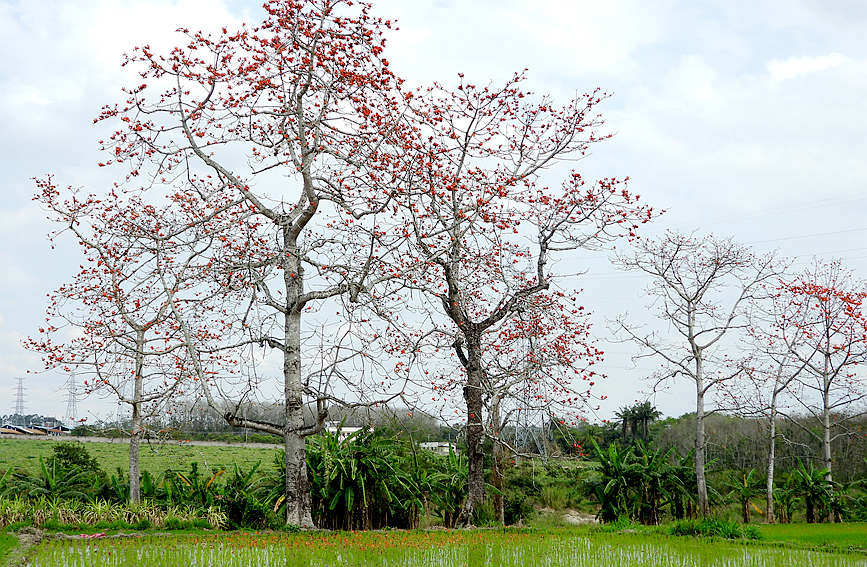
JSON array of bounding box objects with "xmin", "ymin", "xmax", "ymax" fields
[
  {"xmin": 822, "ymin": 371, "xmax": 833, "ymax": 483},
  {"xmin": 282, "ymin": 242, "xmax": 315, "ymax": 528},
  {"xmin": 130, "ymin": 330, "xmax": 145, "ymax": 504},
  {"xmin": 742, "ymin": 500, "xmax": 750, "ymax": 524},
  {"xmin": 765, "ymin": 395, "xmax": 777, "ymax": 524},
  {"xmin": 461, "ymin": 339, "xmax": 486, "ymax": 524},
  {"xmin": 129, "ymin": 422, "xmax": 141, "ymax": 504},
  {"xmin": 489, "ymin": 403, "xmax": 505, "ymax": 525},
  {"xmin": 821, "ymin": 353, "xmax": 834, "ymax": 523},
  {"xmin": 695, "ymin": 373, "xmax": 710, "ymax": 516}
]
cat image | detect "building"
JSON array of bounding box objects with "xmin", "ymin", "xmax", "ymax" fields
[
  {"xmin": 419, "ymin": 441, "xmax": 458, "ymax": 456},
  {"xmin": 323, "ymin": 421, "xmax": 364, "ymax": 442}
]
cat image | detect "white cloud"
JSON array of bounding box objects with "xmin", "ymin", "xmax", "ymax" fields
[{"xmin": 767, "ymin": 52, "xmax": 849, "ymax": 81}]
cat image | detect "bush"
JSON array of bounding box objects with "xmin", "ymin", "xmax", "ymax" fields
[
  {"xmin": 669, "ymin": 518, "xmax": 760, "ymax": 540},
  {"xmin": 471, "ymin": 500, "xmax": 497, "ymax": 527},
  {"xmin": 51, "ymin": 442, "xmax": 103, "ymax": 475},
  {"xmin": 538, "ymin": 485, "xmax": 569, "ymax": 509},
  {"xmin": 595, "ymin": 516, "xmax": 639, "ymax": 532}
]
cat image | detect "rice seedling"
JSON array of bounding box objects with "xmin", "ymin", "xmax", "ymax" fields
[{"xmin": 26, "ymin": 529, "xmax": 867, "ymax": 567}]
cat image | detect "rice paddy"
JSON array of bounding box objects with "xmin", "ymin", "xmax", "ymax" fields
[{"xmin": 26, "ymin": 529, "xmax": 867, "ymax": 567}]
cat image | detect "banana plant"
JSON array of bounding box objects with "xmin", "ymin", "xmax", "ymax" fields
[
  {"xmin": 429, "ymin": 447, "xmax": 468, "ymax": 529},
  {"xmin": 790, "ymin": 460, "xmax": 837, "ymax": 523},
  {"xmin": 8, "ymin": 457, "xmax": 96, "ymax": 500},
  {"xmin": 724, "ymin": 469, "xmax": 765, "ymax": 523}
]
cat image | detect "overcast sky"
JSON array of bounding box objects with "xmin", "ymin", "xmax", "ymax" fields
[{"xmin": 1, "ymin": 0, "xmax": 865, "ymax": 423}]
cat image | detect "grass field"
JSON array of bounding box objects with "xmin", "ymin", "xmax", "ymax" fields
[
  {"xmin": 757, "ymin": 522, "xmax": 867, "ymax": 552},
  {"xmin": 25, "ymin": 529, "xmax": 867, "ymax": 567},
  {"xmin": 0, "ymin": 438, "xmax": 280, "ymax": 476}
]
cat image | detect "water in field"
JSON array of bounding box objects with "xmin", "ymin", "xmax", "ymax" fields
[{"xmin": 28, "ymin": 531, "xmax": 867, "ymax": 567}]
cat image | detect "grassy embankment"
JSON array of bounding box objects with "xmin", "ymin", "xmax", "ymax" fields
[{"xmin": 0, "ymin": 438, "xmax": 279, "ymax": 476}]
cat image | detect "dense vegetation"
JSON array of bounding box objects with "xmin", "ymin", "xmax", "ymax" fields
[{"xmin": 1, "ymin": 405, "xmax": 865, "ymax": 533}]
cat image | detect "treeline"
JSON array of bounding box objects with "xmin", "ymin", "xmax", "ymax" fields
[{"xmin": 551, "ymin": 410, "xmax": 867, "ymax": 485}]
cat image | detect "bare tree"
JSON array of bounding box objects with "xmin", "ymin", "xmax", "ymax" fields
[
  {"xmin": 719, "ymin": 279, "xmax": 814, "ymax": 523},
  {"xmin": 614, "ymin": 231, "xmax": 780, "ymax": 515}
]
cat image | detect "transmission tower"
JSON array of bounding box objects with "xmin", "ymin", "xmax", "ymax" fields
[
  {"xmin": 64, "ymin": 372, "xmax": 79, "ymax": 425},
  {"xmin": 13, "ymin": 377, "xmax": 26, "ymax": 425}
]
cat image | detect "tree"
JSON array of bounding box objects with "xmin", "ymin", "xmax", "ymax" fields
[
  {"xmin": 777, "ymin": 261, "xmax": 867, "ymax": 489},
  {"xmin": 26, "ymin": 181, "xmax": 223, "ymax": 503},
  {"xmin": 94, "ymin": 0, "xmax": 413, "ymax": 526},
  {"xmin": 615, "ymin": 401, "xmax": 661, "ymax": 443},
  {"xmin": 615, "ymin": 231, "xmax": 780, "ymax": 515},
  {"xmin": 387, "ymin": 73, "xmax": 654, "ymax": 521}
]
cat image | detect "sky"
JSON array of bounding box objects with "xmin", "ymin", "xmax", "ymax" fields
[{"xmin": 1, "ymin": 0, "xmax": 865, "ymax": 423}]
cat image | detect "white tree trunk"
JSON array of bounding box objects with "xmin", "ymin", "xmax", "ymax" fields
[
  {"xmin": 694, "ymin": 356, "xmax": 709, "ymax": 515},
  {"xmin": 695, "ymin": 388, "xmax": 709, "ymax": 515},
  {"xmin": 765, "ymin": 393, "xmax": 777, "ymax": 523},
  {"xmin": 130, "ymin": 330, "xmax": 145, "ymax": 504},
  {"xmin": 282, "ymin": 245, "xmax": 315, "ymax": 528}
]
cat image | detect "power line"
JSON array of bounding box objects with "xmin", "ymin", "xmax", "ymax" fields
[{"xmin": 746, "ymin": 227, "xmax": 867, "ymax": 245}]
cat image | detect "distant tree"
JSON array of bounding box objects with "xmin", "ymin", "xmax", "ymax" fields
[
  {"xmin": 719, "ymin": 269, "xmax": 813, "ymax": 523},
  {"xmin": 615, "ymin": 231, "xmax": 780, "ymax": 515},
  {"xmin": 776, "ymin": 261, "xmax": 867, "ymax": 488},
  {"xmin": 26, "ymin": 181, "xmax": 224, "ymax": 503}
]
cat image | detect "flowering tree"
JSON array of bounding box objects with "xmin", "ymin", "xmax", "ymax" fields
[
  {"xmin": 720, "ymin": 276, "xmax": 813, "ymax": 523},
  {"xmin": 82, "ymin": 0, "xmax": 413, "ymax": 526},
  {"xmin": 385, "ymin": 74, "xmax": 654, "ymax": 521},
  {"xmin": 26, "ymin": 180, "xmax": 226, "ymax": 503},
  {"xmin": 615, "ymin": 232, "xmax": 780, "ymax": 515},
  {"xmin": 777, "ymin": 261, "xmax": 867, "ymax": 486}
]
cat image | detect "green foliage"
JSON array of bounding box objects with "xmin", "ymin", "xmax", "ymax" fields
[
  {"xmin": 471, "ymin": 500, "xmax": 498, "ymax": 527},
  {"xmin": 5, "ymin": 457, "xmax": 98, "ymax": 500},
  {"xmin": 217, "ymin": 461, "xmax": 279, "ymax": 529},
  {"xmin": 788, "ymin": 460, "xmax": 838, "ymax": 523},
  {"xmin": 589, "ymin": 440, "xmax": 694, "ymax": 524},
  {"xmin": 669, "ymin": 517, "xmax": 761, "ymax": 540},
  {"xmin": 51, "ymin": 442, "xmax": 104, "ymax": 474},
  {"xmin": 428, "ymin": 447, "xmax": 468, "ymax": 528},
  {"xmin": 724, "ymin": 469, "xmax": 764, "ymax": 523},
  {"xmin": 594, "ymin": 515, "xmax": 640, "ymax": 532},
  {"xmin": 305, "ymin": 428, "xmax": 422, "ymax": 530}
]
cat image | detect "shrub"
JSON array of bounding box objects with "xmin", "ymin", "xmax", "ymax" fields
[
  {"xmin": 669, "ymin": 518, "xmax": 760, "ymax": 540},
  {"xmin": 538, "ymin": 485, "xmax": 569, "ymax": 509},
  {"xmin": 595, "ymin": 516, "xmax": 640, "ymax": 532},
  {"xmin": 471, "ymin": 500, "xmax": 497, "ymax": 527}
]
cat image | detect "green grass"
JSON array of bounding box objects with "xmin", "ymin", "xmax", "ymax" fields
[
  {"xmin": 0, "ymin": 438, "xmax": 280, "ymax": 477},
  {"xmin": 25, "ymin": 529, "xmax": 867, "ymax": 567},
  {"xmin": 0, "ymin": 533, "xmax": 16, "ymax": 563},
  {"xmin": 757, "ymin": 523, "xmax": 867, "ymax": 552}
]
